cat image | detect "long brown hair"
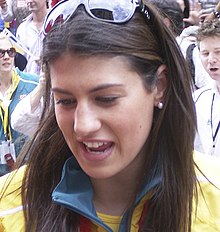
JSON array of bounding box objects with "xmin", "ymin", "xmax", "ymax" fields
[{"xmin": 18, "ymin": 1, "xmax": 197, "ymax": 231}]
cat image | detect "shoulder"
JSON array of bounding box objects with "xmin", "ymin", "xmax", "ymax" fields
[
  {"xmin": 16, "ymin": 15, "xmax": 32, "ymax": 33},
  {"xmin": 194, "ymin": 151, "xmax": 220, "ymax": 185},
  {"xmin": 0, "ymin": 166, "xmax": 26, "ymax": 231},
  {"xmin": 16, "ymin": 21, "xmax": 27, "ymax": 33},
  {"xmin": 17, "ymin": 69, "xmax": 39, "ymax": 84},
  {"xmin": 17, "ymin": 14, "xmax": 32, "ymax": 26},
  {"xmin": 192, "ymin": 151, "xmax": 220, "ymax": 231},
  {"xmin": 193, "ymin": 85, "xmax": 213, "ymax": 103},
  {"xmin": 0, "ymin": 165, "xmax": 26, "ymax": 204}
]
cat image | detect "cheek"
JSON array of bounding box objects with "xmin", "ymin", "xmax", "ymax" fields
[
  {"xmin": 131, "ymin": 104, "xmax": 154, "ymax": 140},
  {"xmin": 55, "ymin": 106, "xmax": 73, "ymax": 134},
  {"xmin": 115, "ymin": 99, "xmax": 154, "ymax": 156},
  {"xmin": 200, "ymin": 56, "xmax": 207, "ymax": 67}
]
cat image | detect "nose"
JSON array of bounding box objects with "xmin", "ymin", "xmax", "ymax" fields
[{"xmin": 74, "ymin": 104, "xmax": 101, "ymax": 138}]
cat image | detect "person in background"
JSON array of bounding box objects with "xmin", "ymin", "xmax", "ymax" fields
[
  {"xmin": 194, "ymin": 19, "xmax": 220, "ymax": 157},
  {"xmin": 11, "ymin": 73, "xmax": 45, "ymax": 136},
  {"xmin": 201, "ymin": 1, "xmax": 220, "ymax": 22},
  {"xmin": 0, "ymin": 33, "xmax": 38, "ymax": 176},
  {"xmin": 149, "ymin": 0, "xmax": 212, "ymax": 90},
  {"xmin": 182, "ymin": 0, "xmax": 202, "ymax": 26},
  {"xmin": 149, "ymin": 0, "xmax": 184, "ymax": 37},
  {"xmin": 16, "ymin": 0, "xmax": 48, "ymax": 75},
  {"xmin": 0, "ymin": 1, "xmax": 219, "ymax": 231},
  {"xmin": 183, "ymin": 0, "xmax": 220, "ymax": 25},
  {"xmin": 0, "ymin": 0, "xmax": 30, "ymax": 29},
  {"xmin": 176, "ymin": 0, "xmax": 190, "ymax": 23}
]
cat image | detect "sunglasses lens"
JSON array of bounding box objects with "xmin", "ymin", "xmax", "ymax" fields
[
  {"xmin": 44, "ymin": 0, "xmax": 77, "ymax": 34},
  {"xmin": 0, "ymin": 50, "xmax": 4, "ymax": 58},
  {"xmin": 88, "ymin": 0, "xmax": 134, "ymax": 22},
  {"xmin": 0, "ymin": 48, "xmax": 16, "ymax": 58},
  {"xmin": 8, "ymin": 48, "xmax": 16, "ymax": 57}
]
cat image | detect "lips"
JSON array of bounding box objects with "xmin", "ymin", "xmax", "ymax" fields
[{"xmin": 210, "ymin": 68, "xmax": 218, "ymax": 72}]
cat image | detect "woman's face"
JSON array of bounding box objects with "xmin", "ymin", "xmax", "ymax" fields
[
  {"xmin": 50, "ymin": 54, "xmax": 163, "ymax": 179},
  {"xmin": 0, "ymin": 38, "xmax": 15, "ymax": 73}
]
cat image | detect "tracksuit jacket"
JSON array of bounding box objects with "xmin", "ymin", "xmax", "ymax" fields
[
  {"xmin": 0, "ymin": 151, "xmax": 219, "ymax": 231},
  {"xmin": 0, "ymin": 68, "xmax": 38, "ymax": 176}
]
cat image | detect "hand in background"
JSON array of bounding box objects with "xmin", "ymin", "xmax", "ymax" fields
[
  {"xmin": 38, "ymin": 74, "xmax": 46, "ymax": 97},
  {"xmin": 183, "ymin": 1, "xmax": 202, "ymax": 26}
]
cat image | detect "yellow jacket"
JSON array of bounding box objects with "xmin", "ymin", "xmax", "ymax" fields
[
  {"xmin": 0, "ymin": 152, "xmax": 219, "ymax": 232},
  {"xmin": 192, "ymin": 153, "xmax": 220, "ymax": 231},
  {"xmin": 0, "ymin": 165, "xmax": 25, "ymax": 232}
]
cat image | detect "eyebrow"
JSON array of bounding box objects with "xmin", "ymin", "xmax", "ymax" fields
[
  {"xmin": 89, "ymin": 83, "xmax": 124, "ymax": 93},
  {"xmin": 51, "ymin": 88, "xmax": 72, "ymax": 95},
  {"xmin": 51, "ymin": 83, "xmax": 124, "ymax": 94}
]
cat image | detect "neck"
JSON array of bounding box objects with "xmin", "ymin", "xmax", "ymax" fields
[
  {"xmin": 91, "ymin": 150, "xmax": 147, "ymax": 216},
  {"xmin": 32, "ymin": 9, "xmax": 48, "ymax": 30},
  {"xmin": 92, "ymin": 176, "xmax": 138, "ymax": 216},
  {"xmin": 0, "ymin": 71, "xmax": 12, "ymax": 89}
]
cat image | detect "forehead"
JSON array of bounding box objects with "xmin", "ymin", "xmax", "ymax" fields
[
  {"xmin": 200, "ymin": 36, "xmax": 220, "ymax": 44},
  {"xmin": 199, "ymin": 36, "xmax": 220, "ymax": 50},
  {"xmin": 0, "ymin": 38, "xmax": 12, "ymax": 49}
]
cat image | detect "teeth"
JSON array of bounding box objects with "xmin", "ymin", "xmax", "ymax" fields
[{"xmin": 83, "ymin": 142, "xmax": 107, "ymax": 148}]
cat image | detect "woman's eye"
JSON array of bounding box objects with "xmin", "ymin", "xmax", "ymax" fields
[
  {"xmin": 95, "ymin": 96, "xmax": 118, "ymax": 104},
  {"xmin": 56, "ymin": 99, "xmax": 76, "ymax": 106}
]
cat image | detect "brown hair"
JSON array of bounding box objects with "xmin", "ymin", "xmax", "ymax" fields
[
  {"xmin": 17, "ymin": 1, "xmax": 197, "ymax": 231},
  {"xmin": 196, "ymin": 19, "xmax": 220, "ymax": 49}
]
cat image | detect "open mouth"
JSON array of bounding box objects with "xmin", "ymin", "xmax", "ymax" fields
[
  {"xmin": 83, "ymin": 141, "xmax": 113, "ymax": 154},
  {"xmin": 210, "ymin": 68, "xmax": 218, "ymax": 72}
]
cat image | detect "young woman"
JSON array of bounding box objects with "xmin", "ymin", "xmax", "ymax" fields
[
  {"xmin": 0, "ymin": 34, "xmax": 38, "ymax": 176},
  {"xmin": 0, "ymin": 1, "xmax": 219, "ymax": 231}
]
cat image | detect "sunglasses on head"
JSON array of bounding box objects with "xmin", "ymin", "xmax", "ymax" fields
[
  {"xmin": 0, "ymin": 48, "xmax": 16, "ymax": 58},
  {"xmin": 43, "ymin": 0, "xmax": 150, "ymax": 35}
]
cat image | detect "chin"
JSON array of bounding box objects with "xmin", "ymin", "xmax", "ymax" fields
[{"xmin": 83, "ymin": 167, "xmax": 116, "ymax": 179}]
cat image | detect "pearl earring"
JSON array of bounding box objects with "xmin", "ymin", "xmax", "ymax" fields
[{"xmin": 157, "ymin": 102, "xmax": 163, "ymax": 109}]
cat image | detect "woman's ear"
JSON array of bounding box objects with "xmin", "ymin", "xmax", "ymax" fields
[{"xmin": 154, "ymin": 64, "xmax": 167, "ymax": 108}]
